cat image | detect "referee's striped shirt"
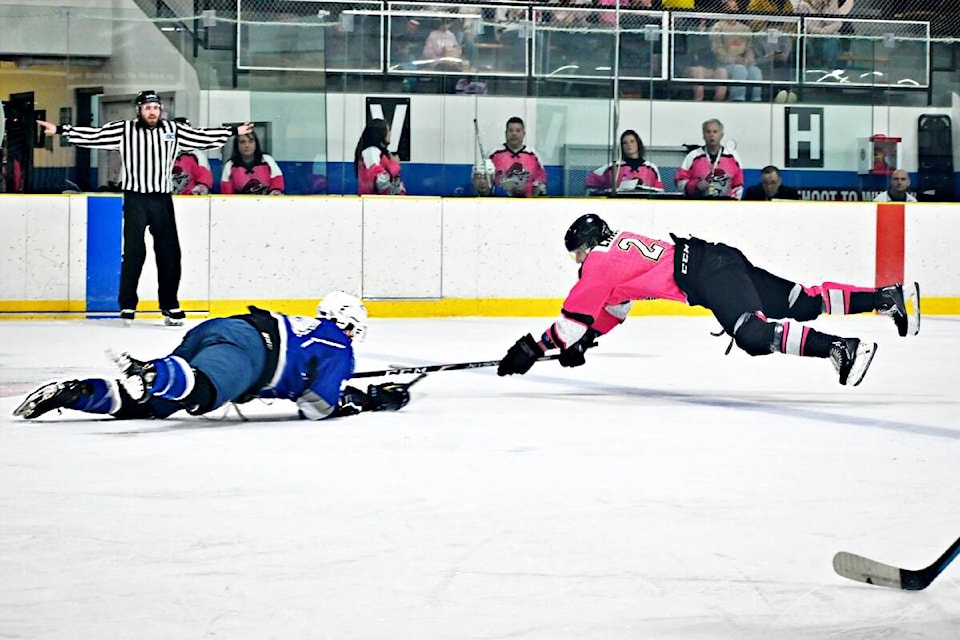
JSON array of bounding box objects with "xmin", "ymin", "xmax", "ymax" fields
[{"xmin": 58, "ymin": 120, "xmax": 235, "ymax": 194}]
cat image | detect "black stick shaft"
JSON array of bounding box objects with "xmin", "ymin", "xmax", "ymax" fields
[{"xmin": 351, "ymin": 354, "xmax": 560, "ymax": 379}]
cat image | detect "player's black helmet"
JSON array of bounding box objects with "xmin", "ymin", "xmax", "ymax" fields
[{"xmin": 564, "ymin": 214, "xmax": 613, "ymax": 252}]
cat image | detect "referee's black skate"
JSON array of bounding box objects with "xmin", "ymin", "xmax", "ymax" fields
[
  {"xmin": 110, "ymin": 351, "xmax": 156, "ymax": 403},
  {"xmin": 162, "ymin": 308, "xmax": 186, "ymax": 327},
  {"xmin": 13, "ymin": 380, "xmax": 87, "ymax": 419},
  {"xmin": 830, "ymin": 338, "xmax": 877, "ymax": 386},
  {"xmin": 876, "ymin": 282, "xmax": 920, "ymax": 337}
]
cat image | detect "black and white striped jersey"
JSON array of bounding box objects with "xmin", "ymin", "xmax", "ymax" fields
[{"xmin": 59, "ymin": 120, "xmax": 235, "ymax": 193}]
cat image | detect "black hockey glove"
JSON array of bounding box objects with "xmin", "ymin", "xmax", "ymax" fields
[
  {"xmin": 333, "ymin": 383, "xmax": 410, "ymax": 417},
  {"xmin": 367, "ymin": 382, "xmax": 411, "ymax": 412},
  {"xmin": 558, "ymin": 328, "xmax": 600, "ymax": 368},
  {"xmin": 498, "ymin": 333, "xmax": 544, "ymax": 376}
]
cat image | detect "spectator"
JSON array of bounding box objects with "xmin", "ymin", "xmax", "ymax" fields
[
  {"xmin": 795, "ymin": 0, "xmax": 855, "ymax": 71},
  {"xmin": 743, "ymin": 165, "xmax": 801, "ymax": 200},
  {"xmin": 423, "ymin": 17, "xmax": 462, "ymax": 71},
  {"xmin": 354, "ymin": 119, "xmax": 406, "ymax": 196},
  {"xmin": 711, "ymin": 10, "xmax": 764, "ymax": 101},
  {"xmin": 678, "ymin": 18, "xmax": 729, "ymax": 101},
  {"xmin": 38, "ymin": 92, "xmax": 248, "ymax": 326},
  {"xmin": 585, "ymin": 130, "xmax": 664, "ymax": 193},
  {"xmin": 676, "ymin": 118, "xmax": 745, "ymax": 199},
  {"xmin": 220, "ymin": 132, "xmax": 284, "ymax": 195},
  {"xmin": 749, "ymin": 0, "xmax": 797, "ymax": 100},
  {"xmin": 874, "ymin": 169, "xmax": 917, "ymax": 202},
  {"xmin": 474, "ymin": 117, "xmax": 548, "ymax": 197},
  {"xmin": 391, "ymin": 18, "xmax": 423, "ymax": 69}
]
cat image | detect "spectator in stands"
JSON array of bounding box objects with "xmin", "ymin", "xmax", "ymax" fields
[
  {"xmin": 585, "ymin": 130, "xmax": 664, "ymax": 193},
  {"xmin": 354, "ymin": 118, "xmax": 406, "ymax": 196},
  {"xmin": 170, "ymin": 118, "xmax": 213, "ymax": 195},
  {"xmin": 473, "ymin": 117, "xmax": 547, "ymax": 197},
  {"xmin": 391, "ymin": 18, "xmax": 422, "ymax": 69},
  {"xmin": 676, "ymin": 118, "xmax": 745, "ymax": 199},
  {"xmin": 749, "ymin": 2, "xmax": 798, "ymax": 102},
  {"xmin": 423, "ymin": 16, "xmax": 462, "ymax": 71},
  {"xmin": 795, "ymin": 0, "xmax": 855, "ymax": 71},
  {"xmin": 743, "ymin": 165, "xmax": 800, "ymax": 200},
  {"xmin": 220, "ymin": 132, "xmax": 284, "ymax": 195},
  {"xmin": 874, "ymin": 169, "xmax": 917, "ymax": 202},
  {"xmin": 711, "ymin": 10, "xmax": 764, "ymax": 101},
  {"xmin": 678, "ymin": 18, "xmax": 729, "ymax": 101}
]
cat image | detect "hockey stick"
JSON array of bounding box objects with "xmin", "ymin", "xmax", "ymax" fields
[
  {"xmin": 472, "ymin": 117, "xmax": 494, "ymax": 192},
  {"xmin": 473, "ymin": 118, "xmax": 489, "ymax": 165},
  {"xmin": 832, "ymin": 534, "xmax": 960, "ymax": 590},
  {"xmin": 351, "ymin": 354, "xmax": 562, "ymax": 380}
]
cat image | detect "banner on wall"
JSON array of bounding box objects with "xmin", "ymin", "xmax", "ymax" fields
[
  {"xmin": 365, "ymin": 97, "xmax": 411, "ymax": 161},
  {"xmin": 798, "ymin": 188, "xmax": 914, "ymax": 201},
  {"xmin": 785, "ymin": 107, "xmax": 824, "ymax": 169}
]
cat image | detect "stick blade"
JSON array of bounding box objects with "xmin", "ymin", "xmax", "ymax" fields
[{"xmin": 833, "ymin": 551, "xmax": 909, "ymax": 590}]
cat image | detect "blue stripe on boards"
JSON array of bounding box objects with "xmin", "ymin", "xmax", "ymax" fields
[{"xmin": 86, "ymin": 195, "xmax": 123, "ymax": 312}]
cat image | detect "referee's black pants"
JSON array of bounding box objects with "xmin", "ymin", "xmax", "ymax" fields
[{"xmin": 119, "ymin": 191, "xmax": 182, "ymax": 312}]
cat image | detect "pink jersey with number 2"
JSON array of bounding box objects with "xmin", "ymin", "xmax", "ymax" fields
[{"xmin": 544, "ymin": 230, "xmax": 688, "ymax": 349}]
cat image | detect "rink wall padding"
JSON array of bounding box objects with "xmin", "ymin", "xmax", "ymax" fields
[
  {"xmin": 1, "ymin": 195, "xmax": 958, "ymax": 317},
  {"xmin": 875, "ymin": 203, "xmax": 905, "ymax": 288},
  {"xmin": 86, "ymin": 195, "xmax": 123, "ymax": 312}
]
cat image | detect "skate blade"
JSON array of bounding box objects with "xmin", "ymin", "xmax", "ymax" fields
[{"xmin": 904, "ymin": 281, "xmax": 920, "ymax": 337}]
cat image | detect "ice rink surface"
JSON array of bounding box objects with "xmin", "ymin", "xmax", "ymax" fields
[{"xmin": 2, "ymin": 313, "xmax": 959, "ymax": 639}]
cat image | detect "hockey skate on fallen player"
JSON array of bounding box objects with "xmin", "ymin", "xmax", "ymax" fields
[
  {"xmin": 14, "ymin": 380, "xmax": 88, "ymax": 419},
  {"xmin": 110, "ymin": 351, "xmax": 157, "ymax": 403}
]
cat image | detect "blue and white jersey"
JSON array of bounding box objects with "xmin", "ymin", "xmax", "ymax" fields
[{"xmin": 257, "ymin": 315, "xmax": 355, "ymax": 415}]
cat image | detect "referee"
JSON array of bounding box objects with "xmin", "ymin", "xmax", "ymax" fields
[{"xmin": 38, "ymin": 91, "xmax": 252, "ymax": 326}]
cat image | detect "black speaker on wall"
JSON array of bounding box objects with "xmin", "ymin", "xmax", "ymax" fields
[{"xmin": 917, "ymin": 114, "xmax": 955, "ymax": 202}]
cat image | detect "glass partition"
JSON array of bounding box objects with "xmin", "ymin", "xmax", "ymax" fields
[
  {"xmin": 1, "ymin": 1, "xmax": 955, "ymax": 201},
  {"xmin": 237, "ymin": 0, "xmax": 384, "ymax": 73},
  {"xmin": 802, "ymin": 18, "xmax": 930, "ymax": 88}
]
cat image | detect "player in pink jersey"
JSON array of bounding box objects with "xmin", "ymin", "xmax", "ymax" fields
[
  {"xmin": 220, "ymin": 131, "xmax": 285, "ymax": 195},
  {"xmin": 498, "ymin": 214, "xmax": 920, "ymax": 386},
  {"xmin": 585, "ymin": 130, "xmax": 664, "ymax": 193},
  {"xmin": 171, "ymin": 118, "xmax": 214, "ymax": 195},
  {"xmin": 676, "ymin": 118, "xmax": 744, "ymax": 199},
  {"xmin": 474, "ymin": 117, "xmax": 547, "ymax": 197}
]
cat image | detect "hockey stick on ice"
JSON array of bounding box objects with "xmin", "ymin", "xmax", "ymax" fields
[
  {"xmin": 832, "ymin": 534, "xmax": 960, "ymax": 590},
  {"xmin": 351, "ymin": 354, "xmax": 562, "ymax": 380}
]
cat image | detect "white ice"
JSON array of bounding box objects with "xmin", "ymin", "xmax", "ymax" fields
[{"xmin": 1, "ymin": 314, "xmax": 959, "ymax": 639}]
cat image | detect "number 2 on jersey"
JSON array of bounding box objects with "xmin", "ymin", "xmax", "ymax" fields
[{"xmin": 617, "ymin": 237, "xmax": 665, "ymax": 261}]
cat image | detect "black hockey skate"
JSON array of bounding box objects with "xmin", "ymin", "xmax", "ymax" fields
[
  {"xmin": 162, "ymin": 308, "xmax": 186, "ymax": 327},
  {"xmin": 13, "ymin": 380, "xmax": 87, "ymax": 419},
  {"xmin": 110, "ymin": 351, "xmax": 157, "ymax": 403},
  {"xmin": 877, "ymin": 282, "xmax": 920, "ymax": 337},
  {"xmin": 830, "ymin": 338, "xmax": 877, "ymax": 386}
]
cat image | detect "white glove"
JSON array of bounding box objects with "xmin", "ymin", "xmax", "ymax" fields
[{"xmin": 190, "ymin": 184, "xmax": 209, "ymax": 195}]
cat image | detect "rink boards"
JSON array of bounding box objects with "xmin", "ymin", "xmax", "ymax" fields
[{"xmin": 0, "ymin": 194, "xmax": 957, "ymax": 317}]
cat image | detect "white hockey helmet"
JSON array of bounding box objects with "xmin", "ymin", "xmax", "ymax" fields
[
  {"xmin": 472, "ymin": 158, "xmax": 495, "ymax": 177},
  {"xmin": 316, "ymin": 291, "xmax": 368, "ymax": 342}
]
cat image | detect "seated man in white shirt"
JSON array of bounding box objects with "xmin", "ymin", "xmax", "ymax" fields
[{"xmin": 874, "ymin": 169, "xmax": 918, "ymax": 202}]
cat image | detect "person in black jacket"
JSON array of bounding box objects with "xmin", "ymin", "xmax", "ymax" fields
[{"xmin": 743, "ymin": 165, "xmax": 800, "ymax": 201}]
